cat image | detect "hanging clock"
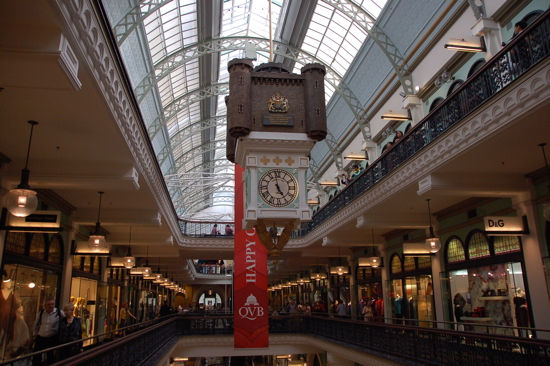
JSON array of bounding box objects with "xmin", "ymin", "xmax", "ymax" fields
[{"xmin": 258, "ymin": 169, "xmax": 299, "ymax": 207}]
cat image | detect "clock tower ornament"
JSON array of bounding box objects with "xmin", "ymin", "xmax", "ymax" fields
[{"xmin": 227, "ymin": 60, "xmax": 327, "ymax": 256}]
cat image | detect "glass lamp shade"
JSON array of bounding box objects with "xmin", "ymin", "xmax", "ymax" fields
[
  {"xmin": 310, "ymin": 272, "xmax": 327, "ymax": 280},
  {"xmin": 544, "ymin": 202, "xmax": 550, "ymax": 221},
  {"xmin": 6, "ymin": 189, "xmax": 38, "ymax": 217},
  {"xmin": 425, "ymin": 237, "xmax": 442, "ymax": 253},
  {"xmin": 142, "ymin": 267, "xmax": 152, "ymax": 277},
  {"xmin": 370, "ymin": 257, "xmax": 381, "ymax": 268},
  {"xmin": 358, "ymin": 258, "xmax": 372, "ymax": 267},
  {"xmin": 330, "ymin": 266, "xmax": 348, "ymax": 275},
  {"xmin": 88, "ymin": 235, "xmax": 108, "ymax": 252},
  {"xmin": 123, "ymin": 256, "xmax": 135, "ymax": 269}
]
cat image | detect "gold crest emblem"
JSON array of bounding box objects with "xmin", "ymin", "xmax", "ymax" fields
[{"xmin": 268, "ymin": 93, "xmax": 289, "ymax": 113}]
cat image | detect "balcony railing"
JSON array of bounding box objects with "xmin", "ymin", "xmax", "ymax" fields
[
  {"xmin": 179, "ymin": 219, "xmax": 235, "ymax": 237},
  {"xmin": 296, "ymin": 10, "xmax": 550, "ymax": 236},
  {"xmin": 5, "ymin": 315, "xmax": 550, "ymax": 366}
]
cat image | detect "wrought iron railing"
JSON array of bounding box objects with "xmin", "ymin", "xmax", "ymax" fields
[
  {"xmin": 178, "ymin": 219, "xmax": 235, "ymax": 237},
  {"xmin": 294, "ymin": 10, "xmax": 550, "ymax": 237},
  {"xmin": 5, "ymin": 315, "xmax": 550, "ymax": 366}
]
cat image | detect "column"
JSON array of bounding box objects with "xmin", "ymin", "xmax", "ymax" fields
[
  {"xmin": 381, "ymin": 248, "xmax": 389, "ymax": 324},
  {"xmin": 429, "ymin": 223, "xmax": 445, "ymax": 329},
  {"xmin": 349, "ymin": 257, "xmax": 358, "ymax": 318},
  {"xmin": 403, "ymin": 95, "xmax": 423, "ymax": 126},
  {"xmin": 513, "ymin": 198, "xmax": 550, "ymax": 337},
  {"xmin": 60, "ymin": 226, "xmax": 77, "ymax": 307},
  {"xmin": 471, "ymin": 17, "xmax": 502, "ymax": 61}
]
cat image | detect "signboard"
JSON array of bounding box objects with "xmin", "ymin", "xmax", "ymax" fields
[
  {"xmin": 233, "ymin": 228, "xmax": 268, "ymax": 348},
  {"xmin": 262, "ymin": 114, "xmax": 295, "ymax": 126},
  {"xmin": 484, "ymin": 216, "xmax": 525, "ymax": 236},
  {"xmin": 7, "ymin": 210, "xmax": 61, "ymax": 229}
]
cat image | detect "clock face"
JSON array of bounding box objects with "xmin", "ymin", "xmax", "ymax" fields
[{"xmin": 258, "ymin": 169, "xmax": 299, "ymax": 207}]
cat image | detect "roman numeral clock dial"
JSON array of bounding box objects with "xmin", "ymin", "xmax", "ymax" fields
[{"xmin": 258, "ymin": 169, "xmax": 299, "ymax": 207}]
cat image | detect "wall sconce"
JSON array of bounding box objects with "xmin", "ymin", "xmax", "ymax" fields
[
  {"xmin": 434, "ymin": 70, "xmax": 455, "ymax": 88},
  {"xmin": 88, "ymin": 191, "xmax": 109, "ymax": 252},
  {"xmin": 344, "ymin": 151, "xmax": 368, "ymax": 160},
  {"xmin": 6, "ymin": 121, "xmax": 39, "ymax": 217},
  {"xmin": 381, "ymin": 109, "xmax": 412, "ymax": 121},
  {"xmin": 444, "ymin": 36, "xmax": 486, "ymax": 52},
  {"xmin": 539, "ymin": 143, "xmax": 550, "ymax": 221},
  {"xmin": 425, "ymin": 199, "xmax": 441, "ymax": 253}
]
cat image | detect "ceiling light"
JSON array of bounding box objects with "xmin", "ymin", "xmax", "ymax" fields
[
  {"xmin": 444, "ymin": 36, "xmax": 486, "ymax": 52},
  {"xmin": 344, "ymin": 151, "xmax": 368, "ymax": 160},
  {"xmin": 88, "ymin": 191, "xmax": 108, "ymax": 252},
  {"xmin": 28, "ymin": 282, "xmax": 36, "ymax": 289},
  {"xmin": 425, "ymin": 199, "xmax": 441, "ymax": 253},
  {"xmin": 123, "ymin": 227, "xmax": 135, "ymax": 269},
  {"xmin": 381, "ymin": 109, "xmax": 411, "ymax": 121},
  {"xmin": 358, "ymin": 257, "xmax": 372, "ymax": 267},
  {"xmin": 6, "ymin": 121, "xmax": 39, "ymax": 217}
]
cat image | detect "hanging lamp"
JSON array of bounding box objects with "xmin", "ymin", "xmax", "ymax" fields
[
  {"xmin": 539, "ymin": 143, "xmax": 550, "ymax": 221},
  {"xmin": 142, "ymin": 246, "xmax": 152, "ymax": 277},
  {"xmin": 123, "ymin": 227, "xmax": 136, "ymax": 269},
  {"xmin": 6, "ymin": 121, "xmax": 39, "ymax": 217},
  {"xmin": 330, "ymin": 247, "xmax": 348, "ymax": 275},
  {"xmin": 425, "ymin": 199, "xmax": 441, "ymax": 253},
  {"xmin": 88, "ymin": 192, "xmax": 109, "ymax": 252}
]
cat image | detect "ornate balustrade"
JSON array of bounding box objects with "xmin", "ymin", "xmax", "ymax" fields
[{"xmin": 296, "ymin": 10, "xmax": 550, "ymax": 237}]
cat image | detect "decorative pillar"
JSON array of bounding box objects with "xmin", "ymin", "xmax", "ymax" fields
[
  {"xmin": 429, "ymin": 222, "xmax": 445, "ymax": 329},
  {"xmin": 349, "ymin": 256, "xmax": 358, "ymax": 318},
  {"xmin": 512, "ymin": 198, "xmax": 550, "ymax": 337},
  {"xmin": 381, "ymin": 248, "xmax": 389, "ymax": 324},
  {"xmin": 60, "ymin": 226, "xmax": 77, "ymax": 307},
  {"xmin": 471, "ymin": 17, "xmax": 502, "ymax": 61},
  {"xmin": 403, "ymin": 95, "xmax": 423, "ymax": 126}
]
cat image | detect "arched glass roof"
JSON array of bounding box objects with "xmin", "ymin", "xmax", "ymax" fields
[{"xmin": 107, "ymin": 0, "xmax": 388, "ymax": 220}]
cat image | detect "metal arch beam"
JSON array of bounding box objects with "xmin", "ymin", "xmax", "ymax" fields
[
  {"xmin": 149, "ymin": 83, "xmax": 229, "ymax": 140},
  {"xmin": 114, "ymin": 0, "xmax": 171, "ymax": 46},
  {"xmin": 175, "ymin": 139, "xmax": 227, "ymax": 167},
  {"xmin": 307, "ymin": 157, "xmax": 324, "ymax": 192},
  {"xmin": 156, "ymin": 115, "xmax": 227, "ymax": 167},
  {"xmin": 182, "ymin": 158, "xmax": 234, "ymax": 174},
  {"xmin": 320, "ymin": 0, "xmax": 414, "ymax": 96}
]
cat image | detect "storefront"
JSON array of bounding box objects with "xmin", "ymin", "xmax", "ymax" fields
[
  {"xmin": 441, "ymin": 230, "xmax": 530, "ymax": 336},
  {"xmin": 1, "ymin": 231, "xmax": 64, "ymax": 362},
  {"xmin": 105, "ymin": 268, "xmax": 123, "ymax": 332},
  {"xmin": 387, "ymin": 254, "xmax": 435, "ymax": 327},
  {"xmin": 71, "ymin": 255, "xmax": 103, "ymax": 342},
  {"xmin": 357, "ymin": 266, "xmax": 383, "ymax": 321}
]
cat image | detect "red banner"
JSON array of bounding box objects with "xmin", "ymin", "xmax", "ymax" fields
[{"xmin": 234, "ymin": 165, "xmax": 269, "ymax": 348}]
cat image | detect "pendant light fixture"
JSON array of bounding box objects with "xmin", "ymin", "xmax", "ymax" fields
[
  {"xmin": 123, "ymin": 227, "xmax": 136, "ymax": 269},
  {"xmin": 6, "ymin": 121, "xmax": 39, "ymax": 217},
  {"xmin": 310, "ymin": 258, "xmax": 327, "ymax": 280},
  {"xmin": 330, "ymin": 247, "xmax": 349, "ymax": 275},
  {"xmin": 539, "ymin": 143, "xmax": 550, "ymax": 221},
  {"xmin": 370, "ymin": 229, "xmax": 381, "ymax": 268},
  {"xmin": 425, "ymin": 199, "xmax": 441, "ymax": 253},
  {"xmin": 88, "ymin": 192, "xmax": 109, "ymax": 252},
  {"xmin": 142, "ymin": 246, "xmax": 152, "ymax": 277}
]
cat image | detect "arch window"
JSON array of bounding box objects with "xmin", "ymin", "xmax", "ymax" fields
[
  {"xmin": 467, "ymin": 59, "xmax": 486, "ymax": 78},
  {"xmin": 522, "ymin": 10, "xmax": 543, "ymax": 26},
  {"xmin": 494, "ymin": 236, "xmax": 521, "ymax": 254},
  {"xmin": 404, "ymin": 256, "xmax": 416, "ymax": 271},
  {"xmin": 429, "ymin": 97, "xmax": 444, "ymax": 112},
  {"xmin": 468, "ymin": 232, "xmax": 490, "ymax": 259},
  {"xmin": 391, "ymin": 254, "xmax": 402, "ymax": 274},
  {"xmin": 447, "ymin": 238, "xmax": 466, "ymax": 263},
  {"xmin": 29, "ymin": 233, "xmax": 46, "ymax": 260},
  {"xmin": 447, "ymin": 79, "xmax": 464, "ymax": 97},
  {"xmin": 417, "ymin": 256, "xmax": 432, "ymax": 269},
  {"xmin": 48, "ymin": 235, "xmax": 63, "ymax": 264},
  {"xmin": 4, "ymin": 232, "xmax": 26, "ymax": 254}
]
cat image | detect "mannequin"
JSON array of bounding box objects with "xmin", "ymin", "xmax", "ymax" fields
[
  {"xmin": 1, "ymin": 270, "xmax": 22, "ymax": 359},
  {"xmin": 453, "ymin": 293, "xmax": 466, "ymax": 324},
  {"xmin": 394, "ymin": 294, "xmax": 403, "ymax": 323},
  {"xmin": 514, "ymin": 288, "xmax": 529, "ymax": 329}
]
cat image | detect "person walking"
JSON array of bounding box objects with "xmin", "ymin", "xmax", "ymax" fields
[
  {"xmin": 32, "ymin": 297, "xmax": 64, "ymax": 365},
  {"xmin": 57, "ymin": 303, "xmax": 82, "ymax": 361},
  {"xmin": 159, "ymin": 301, "xmax": 171, "ymax": 317}
]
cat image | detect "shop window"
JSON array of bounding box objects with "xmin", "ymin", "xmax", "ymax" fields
[
  {"xmin": 391, "ymin": 254, "xmax": 402, "ymax": 274},
  {"xmin": 417, "ymin": 256, "xmax": 432, "ymax": 269},
  {"xmin": 468, "ymin": 231, "xmax": 491, "ymax": 259},
  {"xmin": 48, "ymin": 235, "xmax": 63, "ymax": 264},
  {"xmin": 73, "ymin": 256, "xmax": 83, "ymax": 270},
  {"xmin": 447, "ymin": 237, "xmax": 466, "ymax": 263},
  {"xmin": 92, "ymin": 257, "xmax": 101, "ymax": 275},
  {"xmin": 494, "ymin": 236, "xmax": 521, "ymax": 254},
  {"xmin": 29, "ymin": 233, "xmax": 47, "ymax": 260},
  {"xmin": 404, "ymin": 256, "xmax": 416, "ymax": 271},
  {"xmin": 4, "ymin": 231, "xmax": 27, "ymax": 254},
  {"xmin": 83, "ymin": 256, "xmax": 92, "ymax": 272}
]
